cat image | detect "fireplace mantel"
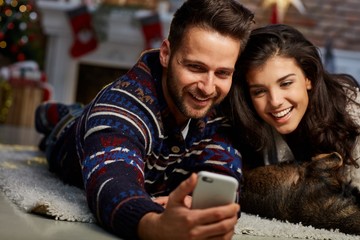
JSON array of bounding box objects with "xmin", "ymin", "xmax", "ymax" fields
[{"xmin": 37, "ymin": 1, "xmax": 171, "ymax": 103}]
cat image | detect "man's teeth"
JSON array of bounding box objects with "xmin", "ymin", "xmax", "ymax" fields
[
  {"xmin": 272, "ymin": 108, "xmax": 291, "ymax": 118},
  {"xmin": 193, "ymin": 94, "xmax": 209, "ymax": 101}
]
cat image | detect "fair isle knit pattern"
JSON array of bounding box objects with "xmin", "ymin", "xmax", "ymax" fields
[{"xmin": 48, "ymin": 50, "xmax": 243, "ymax": 239}]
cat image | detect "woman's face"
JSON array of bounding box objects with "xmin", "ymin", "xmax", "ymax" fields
[{"xmin": 246, "ymin": 56, "xmax": 312, "ymax": 134}]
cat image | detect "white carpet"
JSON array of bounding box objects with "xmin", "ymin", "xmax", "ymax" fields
[{"xmin": 0, "ymin": 144, "xmax": 358, "ymax": 240}]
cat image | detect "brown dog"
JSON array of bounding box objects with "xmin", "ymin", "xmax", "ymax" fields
[{"xmin": 240, "ymin": 152, "xmax": 360, "ymax": 235}]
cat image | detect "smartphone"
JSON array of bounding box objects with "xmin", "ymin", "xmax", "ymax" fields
[{"xmin": 191, "ymin": 171, "xmax": 239, "ymax": 209}]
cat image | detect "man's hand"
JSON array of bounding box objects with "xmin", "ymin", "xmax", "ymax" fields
[{"xmin": 138, "ymin": 173, "xmax": 240, "ymax": 240}]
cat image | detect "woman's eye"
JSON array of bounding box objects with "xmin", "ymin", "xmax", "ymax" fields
[
  {"xmin": 251, "ymin": 89, "xmax": 266, "ymax": 97},
  {"xmin": 280, "ymin": 81, "xmax": 293, "ymax": 87}
]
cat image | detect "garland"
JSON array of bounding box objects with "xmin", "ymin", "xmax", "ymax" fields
[{"xmin": 0, "ymin": 81, "xmax": 13, "ymax": 123}]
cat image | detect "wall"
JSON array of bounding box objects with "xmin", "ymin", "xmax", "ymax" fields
[{"xmin": 240, "ymin": 0, "xmax": 360, "ymax": 82}]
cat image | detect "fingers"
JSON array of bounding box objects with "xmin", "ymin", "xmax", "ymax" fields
[
  {"xmin": 207, "ymin": 229, "xmax": 235, "ymax": 240},
  {"xmin": 194, "ymin": 203, "xmax": 240, "ymax": 226},
  {"xmin": 152, "ymin": 195, "xmax": 192, "ymax": 208},
  {"xmin": 193, "ymin": 210, "xmax": 239, "ymax": 240},
  {"xmin": 183, "ymin": 195, "xmax": 193, "ymax": 208},
  {"xmin": 167, "ymin": 173, "xmax": 197, "ymax": 208},
  {"xmin": 161, "ymin": 173, "xmax": 239, "ymax": 240},
  {"xmin": 188, "ymin": 209, "xmax": 238, "ymax": 240},
  {"xmin": 153, "ymin": 196, "xmax": 169, "ymax": 207}
]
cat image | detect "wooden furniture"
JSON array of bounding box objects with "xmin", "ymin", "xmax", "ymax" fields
[{"xmin": 0, "ymin": 79, "xmax": 51, "ymax": 127}]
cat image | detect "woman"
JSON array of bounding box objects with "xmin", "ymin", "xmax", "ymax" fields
[
  {"xmin": 226, "ymin": 23, "xmax": 360, "ymax": 235},
  {"xmin": 228, "ymin": 24, "xmax": 360, "ymax": 188}
]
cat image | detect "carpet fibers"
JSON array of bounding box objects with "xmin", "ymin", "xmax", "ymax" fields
[{"xmin": 0, "ymin": 144, "xmax": 358, "ymax": 240}]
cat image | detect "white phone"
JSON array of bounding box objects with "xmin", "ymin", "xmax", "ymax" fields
[{"xmin": 191, "ymin": 171, "xmax": 239, "ymax": 209}]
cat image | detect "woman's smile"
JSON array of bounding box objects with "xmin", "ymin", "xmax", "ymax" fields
[
  {"xmin": 270, "ymin": 107, "xmax": 293, "ymax": 119},
  {"xmin": 247, "ymin": 56, "xmax": 312, "ymax": 134}
]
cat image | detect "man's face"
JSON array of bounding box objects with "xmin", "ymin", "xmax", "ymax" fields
[{"xmin": 160, "ymin": 26, "xmax": 241, "ymax": 125}]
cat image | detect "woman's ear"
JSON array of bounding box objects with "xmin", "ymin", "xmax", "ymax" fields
[
  {"xmin": 160, "ymin": 39, "xmax": 171, "ymax": 68},
  {"xmin": 305, "ymin": 78, "xmax": 312, "ymax": 90}
]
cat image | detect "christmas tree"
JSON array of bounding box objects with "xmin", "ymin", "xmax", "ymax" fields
[{"xmin": 0, "ymin": 0, "xmax": 46, "ymax": 69}]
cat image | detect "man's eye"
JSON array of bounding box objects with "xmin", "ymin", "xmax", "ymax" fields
[
  {"xmin": 186, "ymin": 64, "xmax": 205, "ymax": 72},
  {"xmin": 216, "ymin": 70, "xmax": 232, "ymax": 78}
]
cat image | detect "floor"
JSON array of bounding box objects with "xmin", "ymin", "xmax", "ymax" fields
[
  {"xmin": 0, "ymin": 125, "xmax": 118, "ymax": 240},
  {"xmin": 0, "ymin": 124, "xmax": 294, "ymax": 240}
]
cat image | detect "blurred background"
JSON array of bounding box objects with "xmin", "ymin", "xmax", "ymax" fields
[{"xmin": 0, "ymin": 0, "xmax": 359, "ymax": 127}]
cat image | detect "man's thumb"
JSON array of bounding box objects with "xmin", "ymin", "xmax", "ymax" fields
[{"xmin": 168, "ymin": 173, "xmax": 197, "ymax": 206}]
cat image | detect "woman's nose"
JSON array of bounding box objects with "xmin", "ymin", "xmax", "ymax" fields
[{"xmin": 268, "ymin": 90, "xmax": 283, "ymax": 108}]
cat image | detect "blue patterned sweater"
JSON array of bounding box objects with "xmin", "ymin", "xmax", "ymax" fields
[{"xmin": 52, "ymin": 50, "xmax": 243, "ymax": 239}]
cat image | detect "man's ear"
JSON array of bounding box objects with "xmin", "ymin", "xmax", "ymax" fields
[{"xmin": 160, "ymin": 39, "xmax": 171, "ymax": 68}]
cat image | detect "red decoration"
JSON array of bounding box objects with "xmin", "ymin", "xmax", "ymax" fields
[
  {"xmin": 7, "ymin": 22, "xmax": 15, "ymax": 30},
  {"xmin": 66, "ymin": 5, "xmax": 98, "ymax": 58},
  {"xmin": 138, "ymin": 13, "xmax": 163, "ymax": 50},
  {"xmin": 10, "ymin": 44, "xmax": 19, "ymax": 53},
  {"xmin": 271, "ymin": 4, "xmax": 278, "ymax": 24},
  {"xmin": 17, "ymin": 53, "xmax": 26, "ymax": 61},
  {"xmin": 1, "ymin": 61, "xmax": 52, "ymax": 101}
]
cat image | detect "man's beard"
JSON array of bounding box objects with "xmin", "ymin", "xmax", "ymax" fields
[{"xmin": 166, "ymin": 67, "xmax": 216, "ymax": 119}]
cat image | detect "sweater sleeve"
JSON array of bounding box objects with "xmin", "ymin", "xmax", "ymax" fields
[
  {"xmin": 78, "ymin": 74, "xmax": 165, "ymax": 238},
  {"xmin": 82, "ymin": 131, "xmax": 164, "ymax": 238},
  {"xmin": 82, "ymin": 112, "xmax": 163, "ymax": 239}
]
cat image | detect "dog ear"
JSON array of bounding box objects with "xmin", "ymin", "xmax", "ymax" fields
[{"xmin": 310, "ymin": 152, "xmax": 343, "ymax": 170}]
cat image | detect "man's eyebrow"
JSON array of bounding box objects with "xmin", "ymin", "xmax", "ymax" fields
[
  {"xmin": 179, "ymin": 58, "xmax": 203, "ymax": 65},
  {"xmin": 180, "ymin": 59, "xmax": 235, "ymax": 71}
]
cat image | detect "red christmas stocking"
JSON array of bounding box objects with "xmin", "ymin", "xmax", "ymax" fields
[
  {"xmin": 138, "ymin": 13, "xmax": 163, "ymax": 50},
  {"xmin": 271, "ymin": 4, "xmax": 278, "ymax": 24},
  {"xmin": 67, "ymin": 6, "xmax": 98, "ymax": 58}
]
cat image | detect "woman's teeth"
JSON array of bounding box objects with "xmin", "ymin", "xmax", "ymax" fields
[{"xmin": 272, "ymin": 107, "xmax": 292, "ymax": 118}]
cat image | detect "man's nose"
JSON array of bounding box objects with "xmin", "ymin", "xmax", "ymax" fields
[{"xmin": 197, "ymin": 74, "xmax": 215, "ymax": 95}]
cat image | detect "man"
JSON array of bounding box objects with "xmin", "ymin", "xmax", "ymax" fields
[{"xmin": 35, "ymin": 0, "xmax": 254, "ymax": 239}]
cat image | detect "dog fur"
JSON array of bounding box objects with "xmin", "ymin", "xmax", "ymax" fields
[{"xmin": 240, "ymin": 152, "xmax": 360, "ymax": 235}]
